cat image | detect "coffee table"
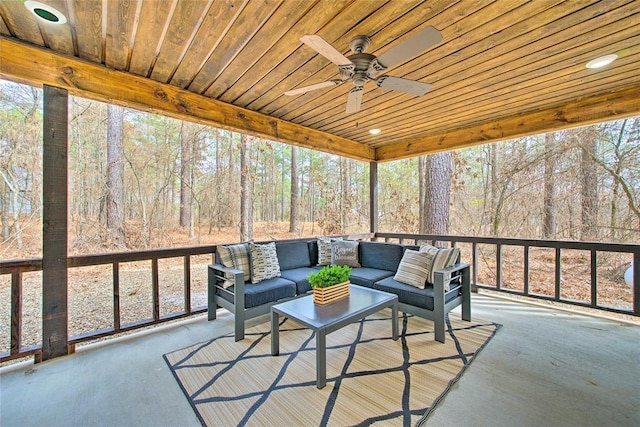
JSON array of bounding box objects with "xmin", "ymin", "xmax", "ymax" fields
[{"xmin": 270, "ymin": 284, "xmax": 398, "ymax": 389}]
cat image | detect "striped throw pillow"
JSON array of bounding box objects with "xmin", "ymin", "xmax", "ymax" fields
[
  {"xmin": 419, "ymin": 244, "xmax": 460, "ymax": 285},
  {"xmin": 394, "ymin": 250, "xmax": 430, "ymax": 289},
  {"xmin": 250, "ymin": 242, "xmax": 281, "ymax": 283},
  {"xmin": 317, "ymin": 237, "xmax": 342, "ymax": 266},
  {"xmin": 217, "ymin": 243, "xmax": 251, "ymax": 288}
]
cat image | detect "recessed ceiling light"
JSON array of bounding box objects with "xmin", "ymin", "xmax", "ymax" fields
[
  {"xmin": 369, "ymin": 128, "xmax": 381, "ymax": 135},
  {"xmin": 24, "ymin": 1, "xmax": 67, "ymax": 25},
  {"xmin": 586, "ymin": 54, "xmax": 618, "ymax": 69}
]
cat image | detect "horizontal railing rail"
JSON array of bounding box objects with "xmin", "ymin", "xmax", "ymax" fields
[
  {"xmin": 374, "ymin": 233, "xmax": 639, "ymax": 316},
  {"xmin": 1, "ymin": 232, "xmax": 638, "ymax": 363}
]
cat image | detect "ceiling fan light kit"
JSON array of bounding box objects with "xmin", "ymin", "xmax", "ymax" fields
[{"xmin": 285, "ymin": 26, "xmax": 442, "ymax": 114}]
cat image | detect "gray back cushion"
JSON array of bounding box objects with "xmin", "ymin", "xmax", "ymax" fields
[
  {"xmin": 359, "ymin": 241, "xmax": 404, "ymax": 271},
  {"xmin": 276, "ymin": 241, "xmax": 312, "ymax": 270}
]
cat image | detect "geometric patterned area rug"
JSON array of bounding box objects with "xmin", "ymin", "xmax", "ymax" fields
[{"xmin": 164, "ymin": 310, "xmax": 500, "ymax": 426}]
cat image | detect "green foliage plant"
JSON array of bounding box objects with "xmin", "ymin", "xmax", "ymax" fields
[{"xmin": 308, "ymin": 265, "xmax": 352, "ymax": 289}]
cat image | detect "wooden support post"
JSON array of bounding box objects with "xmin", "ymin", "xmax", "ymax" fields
[
  {"xmin": 42, "ymin": 85, "xmax": 69, "ymax": 361},
  {"xmin": 369, "ymin": 161, "xmax": 378, "ymax": 234},
  {"xmin": 10, "ymin": 272, "xmax": 22, "ymax": 355}
]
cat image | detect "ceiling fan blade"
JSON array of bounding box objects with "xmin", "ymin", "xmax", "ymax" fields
[
  {"xmin": 376, "ymin": 26, "xmax": 442, "ymax": 69},
  {"xmin": 300, "ymin": 35, "xmax": 353, "ymax": 66},
  {"xmin": 346, "ymin": 87, "xmax": 364, "ymax": 114},
  {"xmin": 284, "ymin": 80, "xmax": 341, "ymax": 96},
  {"xmin": 376, "ymin": 76, "xmax": 431, "ymax": 96}
]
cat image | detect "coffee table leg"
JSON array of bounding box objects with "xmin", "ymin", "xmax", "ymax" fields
[
  {"xmin": 271, "ymin": 310, "xmax": 279, "ymax": 356},
  {"xmin": 392, "ymin": 302, "xmax": 398, "ymax": 340},
  {"xmin": 316, "ymin": 329, "xmax": 326, "ymax": 389}
]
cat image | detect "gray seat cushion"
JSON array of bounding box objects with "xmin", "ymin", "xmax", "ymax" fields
[
  {"xmin": 373, "ymin": 276, "xmax": 461, "ymax": 311},
  {"xmin": 280, "ymin": 267, "xmax": 320, "ymax": 294},
  {"xmin": 349, "ymin": 267, "xmax": 395, "ymax": 288},
  {"xmin": 217, "ymin": 277, "xmax": 296, "ymax": 308}
]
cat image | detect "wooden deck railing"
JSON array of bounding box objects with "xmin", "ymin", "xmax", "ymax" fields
[{"xmin": 1, "ymin": 233, "xmax": 638, "ymax": 363}]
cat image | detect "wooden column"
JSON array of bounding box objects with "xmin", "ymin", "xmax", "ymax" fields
[
  {"xmin": 369, "ymin": 161, "xmax": 378, "ymax": 233},
  {"xmin": 42, "ymin": 85, "xmax": 69, "ymax": 361}
]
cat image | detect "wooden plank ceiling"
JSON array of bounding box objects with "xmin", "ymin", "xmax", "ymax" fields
[{"xmin": 0, "ymin": 0, "xmax": 639, "ymax": 162}]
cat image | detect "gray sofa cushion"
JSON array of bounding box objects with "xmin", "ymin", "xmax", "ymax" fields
[
  {"xmin": 359, "ymin": 241, "xmax": 404, "ymax": 271},
  {"xmin": 276, "ymin": 241, "xmax": 313, "ymax": 270},
  {"xmin": 280, "ymin": 267, "xmax": 319, "ymax": 294},
  {"xmin": 217, "ymin": 277, "xmax": 296, "ymax": 308},
  {"xmin": 373, "ymin": 276, "xmax": 461, "ymax": 311},
  {"xmin": 349, "ymin": 267, "xmax": 395, "ymax": 288}
]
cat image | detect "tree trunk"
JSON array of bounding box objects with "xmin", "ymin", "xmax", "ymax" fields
[
  {"xmin": 289, "ymin": 145, "xmax": 300, "ymax": 233},
  {"xmin": 421, "ymin": 152, "xmax": 452, "ymax": 237},
  {"xmin": 0, "ymin": 180, "xmax": 8, "ymax": 240},
  {"xmin": 543, "ymin": 133, "xmax": 557, "ymax": 238},
  {"xmin": 106, "ymin": 104, "xmax": 126, "ymax": 247},
  {"xmin": 179, "ymin": 122, "xmax": 193, "ymax": 234},
  {"xmin": 340, "ymin": 157, "xmax": 349, "ymax": 232},
  {"xmin": 580, "ymin": 138, "xmax": 598, "ymax": 240},
  {"xmin": 240, "ymin": 134, "xmax": 253, "ymax": 241}
]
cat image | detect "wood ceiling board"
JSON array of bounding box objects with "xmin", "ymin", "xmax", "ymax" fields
[
  {"xmin": 194, "ymin": 0, "xmax": 285, "ymax": 95},
  {"xmin": 343, "ymin": 22, "xmax": 640, "ymax": 144},
  {"xmin": 256, "ymin": 0, "xmax": 444, "ymax": 116},
  {"xmin": 1, "ymin": 0, "xmax": 639, "ymax": 162},
  {"xmin": 260, "ymin": 0, "xmax": 451, "ymax": 121},
  {"xmin": 0, "ymin": 14, "xmax": 9, "ymax": 35},
  {"xmin": 0, "ymin": 0, "xmax": 44, "ymax": 45},
  {"xmin": 37, "ymin": 0, "xmax": 75, "ymax": 56},
  {"xmin": 345, "ymin": 18, "xmax": 640, "ymax": 144},
  {"xmin": 128, "ymin": 0, "xmax": 176, "ymax": 77},
  {"xmin": 202, "ymin": 0, "xmax": 317, "ymax": 99},
  {"xmin": 104, "ymin": 0, "xmax": 140, "ymax": 70},
  {"xmin": 298, "ymin": 0, "xmax": 599, "ymax": 131},
  {"xmin": 213, "ymin": 0, "xmax": 353, "ymax": 104},
  {"xmin": 71, "ymin": 0, "xmax": 104, "ymax": 63},
  {"xmin": 171, "ymin": 0, "xmax": 253, "ymax": 91},
  {"xmin": 285, "ymin": 0, "xmax": 534, "ymax": 127},
  {"xmin": 231, "ymin": 0, "xmax": 386, "ymax": 108},
  {"xmin": 0, "ymin": 37, "xmax": 373, "ymax": 162},
  {"xmin": 366, "ymin": 57, "xmax": 640, "ymax": 147},
  {"xmin": 317, "ymin": 0, "xmax": 637, "ymax": 140},
  {"xmin": 148, "ymin": 0, "xmax": 212, "ymax": 83},
  {"xmin": 376, "ymin": 83, "xmax": 640, "ymax": 161}
]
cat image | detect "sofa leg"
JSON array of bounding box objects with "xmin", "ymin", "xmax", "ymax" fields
[
  {"xmin": 235, "ymin": 312, "xmax": 245, "ymax": 341},
  {"xmin": 434, "ymin": 315, "xmax": 446, "ymax": 343}
]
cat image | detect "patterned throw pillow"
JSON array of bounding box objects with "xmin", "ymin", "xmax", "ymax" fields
[
  {"xmin": 331, "ymin": 240, "xmax": 361, "ymax": 267},
  {"xmin": 317, "ymin": 237, "xmax": 342, "ymax": 266},
  {"xmin": 250, "ymin": 242, "xmax": 281, "ymax": 283},
  {"xmin": 394, "ymin": 250, "xmax": 430, "ymax": 289},
  {"xmin": 217, "ymin": 243, "xmax": 251, "ymax": 288},
  {"xmin": 419, "ymin": 244, "xmax": 460, "ymax": 285}
]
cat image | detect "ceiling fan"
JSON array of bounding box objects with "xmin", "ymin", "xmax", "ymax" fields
[{"xmin": 284, "ymin": 26, "xmax": 442, "ymax": 114}]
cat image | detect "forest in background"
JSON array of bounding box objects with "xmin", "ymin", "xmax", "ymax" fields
[{"xmin": 1, "ymin": 80, "xmax": 639, "ymax": 260}]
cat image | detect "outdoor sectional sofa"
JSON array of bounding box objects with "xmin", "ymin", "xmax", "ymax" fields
[{"xmin": 208, "ymin": 239, "xmax": 471, "ymax": 343}]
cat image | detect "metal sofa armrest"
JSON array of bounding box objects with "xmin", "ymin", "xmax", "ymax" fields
[
  {"xmin": 433, "ymin": 262, "xmax": 470, "ymax": 293},
  {"xmin": 209, "ymin": 263, "xmax": 245, "ymax": 298}
]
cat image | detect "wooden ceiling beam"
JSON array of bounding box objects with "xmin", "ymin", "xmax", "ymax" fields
[
  {"xmin": 0, "ymin": 37, "xmax": 375, "ymax": 162},
  {"xmin": 375, "ymin": 83, "xmax": 640, "ymax": 162}
]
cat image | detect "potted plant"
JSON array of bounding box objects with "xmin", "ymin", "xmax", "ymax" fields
[{"xmin": 308, "ymin": 265, "xmax": 352, "ymax": 304}]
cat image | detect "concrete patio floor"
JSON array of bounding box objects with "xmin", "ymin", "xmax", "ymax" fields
[{"xmin": 1, "ymin": 293, "xmax": 639, "ymax": 427}]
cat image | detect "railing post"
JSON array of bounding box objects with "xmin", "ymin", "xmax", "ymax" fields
[
  {"xmin": 471, "ymin": 242, "xmax": 478, "ymax": 292},
  {"xmin": 10, "ymin": 272, "xmax": 22, "ymax": 355},
  {"xmin": 634, "ymin": 252, "xmax": 639, "ymax": 316},
  {"xmin": 590, "ymin": 251, "xmax": 597, "ymax": 308},
  {"xmin": 523, "ymin": 245, "xmax": 530, "ymax": 295},
  {"xmin": 152, "ymin": 258, "xmax": 160, "ymax": 321},
  {"xmin": 184, "ymin": 255, "xmax": 192, "ymax": 314},
  {"xmin": 496, "ymin": 244, "xmax": 502, "ymax": 290},
  {"xmin": 113, "ymin": 262, "xmax": 121, "ymax": 331},
  {"xmin": 555, "ymin": 248, "xmax": 561, "ymax": 301}
]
